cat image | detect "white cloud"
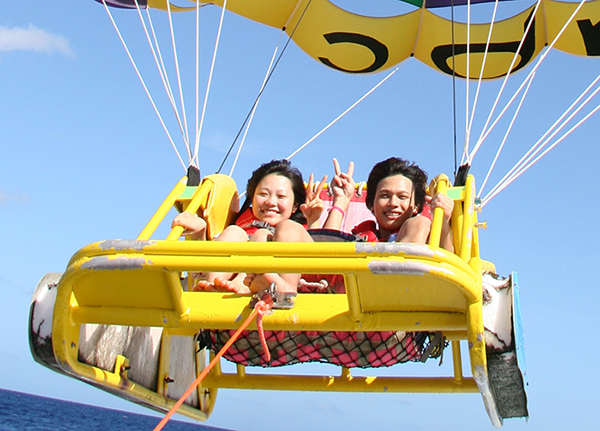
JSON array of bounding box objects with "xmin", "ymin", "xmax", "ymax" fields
[
  {"xmin": 0, "ymin": 188, "xmax": 29, "ymax": 205},
  {"xmin": 0, "ymin": 24, "xmax": 73, "ymax": 56}
]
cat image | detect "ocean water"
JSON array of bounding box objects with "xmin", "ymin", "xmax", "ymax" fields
[{"xmin": 0, "ymin": 389, "xmax": 230, "ymax": 431}]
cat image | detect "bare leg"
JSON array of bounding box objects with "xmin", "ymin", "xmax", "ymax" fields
[
  {"xmin": 193, "ymin": 225, "xmax": 252, "ymax": 294},
  {"xmin": 248, "ymin": 220, "xmax": 312, "ymax": 294}
]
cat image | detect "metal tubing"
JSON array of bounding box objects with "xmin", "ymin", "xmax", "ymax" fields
[{"xmin": 138, "ymin": 177, "xmax": 187, "ymax": 241}]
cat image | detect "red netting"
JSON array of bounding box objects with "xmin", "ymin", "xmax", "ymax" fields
[{"xmin": 200, "ymin": 329, "xmax": 430, "ymax": 368}]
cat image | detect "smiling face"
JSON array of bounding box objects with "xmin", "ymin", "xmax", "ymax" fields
[
  {"xmin": 251, "ymin": 173, "xmax": 297, "ymax": 226},
  {"xmin": 371, "ymin": 174, "xmax": 416, "ymax": 237}
]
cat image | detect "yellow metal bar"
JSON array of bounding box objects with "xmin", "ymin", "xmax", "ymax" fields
[
  {"xmin": 451, "ymin": 189, "xmax": 464, "ymax": 256},
  {"xmin": 166, "ymin": 179, "xmax": 213, "ymax": 241},
  {"xmin": 157, "ymin": 332, "xmax": 172, "ymax": 396},
  {"xmin": 459, "ymin": 175, "xmax": 476, "ymax": 262},
  {"xmin": 451, "ymin": 341, "xmax": 463, "ymax": 384},
  {"xmin": 138, "ymin": 177, "xmax": 187, "ymax": 241},
  {"xmin": 71, "ymin": 303, "xmax": 469, "ymax": 332},
  {"xmin": 428, "ymin": 175, "xmax": 450, "ymax": 247},
  {"xmin": 343, "ymin": 273, "xmax": 362, "ymax": 321},
  {"xmin": 202, "ymin": 373, "xmax": 479, "ymax": 393},
  {"xmin": 166, "ymin": 270, "xmax": 187, "ymax": 317}
]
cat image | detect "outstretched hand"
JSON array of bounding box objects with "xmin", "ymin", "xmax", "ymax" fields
[
  {"xmin": 300, "ymin": 173, "xmax": 328, "ymax": 229},
  {"xmin": 330, "ymin": 158, "xmax": 355, "ymax": 207},
  {"xmin": 171, "ymin": 212, "xmax": 207, "ymax": 240}
]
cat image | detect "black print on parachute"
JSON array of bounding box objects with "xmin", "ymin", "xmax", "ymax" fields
[
  {"xmin": 430, "ymin": 9, "xmax": 536, "ymax": 79},
  {"xmin": 577, "ymin": 19, "xmax": 600, "ymax": 56},
  {"xmin": 318, "ymin": 32, "xmax": 389, "ymax": 74}
]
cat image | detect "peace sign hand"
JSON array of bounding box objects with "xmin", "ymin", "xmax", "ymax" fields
[
  {"xmin": 331, "ymin": 158, "xmax": 355, "ymax": 210},
  {"xmin": 300, "ymin": 173, "xmax": 328, "ymax": 229}
]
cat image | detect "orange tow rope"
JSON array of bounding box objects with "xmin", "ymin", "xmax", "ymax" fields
[{"xmin": 153, "ymin": 296, "xmax": 273, "ymax": 431}]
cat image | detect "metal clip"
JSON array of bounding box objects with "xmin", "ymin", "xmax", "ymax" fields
[{"xmin": 251, "ymin": 282, "xmax": 297, "ymax": 310}]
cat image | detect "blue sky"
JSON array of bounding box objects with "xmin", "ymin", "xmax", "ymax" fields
[{"xmin": 1, "ymin": 1, "xmax": 599, "ymax": 430}]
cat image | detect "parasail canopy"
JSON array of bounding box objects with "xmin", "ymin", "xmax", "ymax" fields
[{"xmin": 96, "ymin": 0, "xmax": 600, "ymax": 79}]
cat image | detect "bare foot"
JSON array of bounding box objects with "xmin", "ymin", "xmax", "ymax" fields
[
  {"xmin": 193, "ymin": 277, "xmax": 251, "ymax": 294},
  {"xmin": 248, "ymin": 273, "xmax": 297, "ymax": 294}
]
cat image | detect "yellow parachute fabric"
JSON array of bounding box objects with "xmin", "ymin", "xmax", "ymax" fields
[{"xmin": 145, "ymin": 0, "xmax": 600, "ymax": 79}]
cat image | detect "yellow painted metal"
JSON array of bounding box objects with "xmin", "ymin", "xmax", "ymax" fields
[
  {"xmin": 167, "ymin": 174, "xmax": 238, "ymax": 241},
  {"xmin": 459, "ymin": 175, "xmax": 476, "ymax": 262},
  {"xmin": 451, "ymin": 341, "xmax": 463, "ymax": 384},
  {"xmin": 202, "ymin": 373, "xmax": 479, "ymax": 393},
  {"xmin": 428, "ymin": 175, "xmax": 450, "ymax": 247},
  {"xmin": 157, "ymin": 332, "xmax": 172, "ymax": 397},
  {"xmin": 50, "ymin": 172, "xmax": 494, "ymax": 421},
  {"xmin": 138, "ymin": 177, "xmax": 187, "ymax": 241}
]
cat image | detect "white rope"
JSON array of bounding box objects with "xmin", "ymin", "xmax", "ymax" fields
[
  {"xmin": 195, "ymin": 0, "xmax": 201, "ymax": 167},
  {"xmin": 479, "ymin": 71, "xmax": 536, "ymax": 197},
  {"xmin": 482, "ymin": 76, "xmax": 600, "ymax": 206},
  {"xmin": 482, "ymin": 103, "xmax": 600, "ymax": 207},
  {"xmin": 229, "ymin": 33, "xmax": 286, "ymax": 177},
  {"xmin": 193, "ymin": 0, "xmax": 229, "ymax": 167},
  {"xmin": 465, "ymin": 0, "xmax": 543, "ymax": 165},
  {"xmin": 469, "ymin": 0, "xmax": 586, "ymax": 165},
  {"xmin": 134, "ymin": 2, "xmax": 191, "ymax": 161},
  {"xmin": 166, "ymin": 1, "xmax": 190, "ymax": 149},
  {"xmin": 285, "ymin": 65, "xmax": 402, "ymax": 161},
  {"xmin": 463, "ymin": 0, "xmax": 472, "ymax": 162},
  {"xmin": 101, "ymin": 0, "xmax": 186, "ymax": 170},
  {"xmin": 465, "ymin": 0, "xmax": 500, "ymax": 161},
  {"xmin": 226, "ymin": 0, "xmax": 303, "ymax": 176}
]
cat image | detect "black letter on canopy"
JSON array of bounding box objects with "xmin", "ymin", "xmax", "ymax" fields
[
  {"xmin": 318, "ymin": 32, "xmax": 389, "ymax": 74},
  {"xmin": 430, "ymin": 10, "xmax": 536, "ymax": 79},
  {"xmin": 577, "ymin": 20, "xmax": 600, "ymax": 56}
]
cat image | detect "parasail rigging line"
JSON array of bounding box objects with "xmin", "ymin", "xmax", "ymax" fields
[
  {"xmin": 464, "ymin": 0, "xmax": 472, "ymax": 164},
  {"xmin": 285, "ymin": 64, "xmax": 403, "ymax": 161},
  {"xmin": 101, "ymin": 0, "xmax": 186, "ymax": 170},
  {"xmin": 478, "ymin": 70, "xmax": 537, "ymax": 196},
  {"xmin": 228, "ymin": 1, "xmax": 305, "ymax": 177},
  {"xmin": 468, "ymin": 0, "xmax": 586, "ymax": 165},
  {"xmin": 192, "ymin": 0, "xmax": 230, "ymax": 169},
  {"xmin": 451, "ymin": 0, "xmax": 458, "ymax": 178},
  {"xmin": 165, "ymin": 1, "xmax": 191, "ymax": 152},
  {"xmin": 463, "ymin": 0, "xmax": 543, "ymax": 166},
  {"xmin": 464, "ymin": 0, "xmax": 501, "ymax": 164},
  {"xmin": 481, "ymin": 72, "xmax": 600, "ymax": 206},
  {"xmin": 195, "ymin": 0, "xmax": 200, "ymax": 162},
  {"xmin": 216, "ymin": 0, "xmax": 313, "ymax": 174},
  {"xmin": 228, "ymin": 36, "xmax": 284, "ymax": 177},
  {"xmin": 133, "ymin": 1, "xmax": 192, "ymax": 161},
  {"xmin": 227, "ymin": 1, "xmax": 305, "ymax": 177}
]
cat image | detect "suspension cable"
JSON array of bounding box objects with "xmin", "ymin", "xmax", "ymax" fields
[
  {"xmin": 451, "ymin": 0, "xmax": 458, "ymax": 177},
  {"xmin": 101, "ymin": 0, "xmax": 186, "ymax": 170},
  {"xmin": 465, "ymin": 0, "xmax": 500, "ymax": 159},
  {"xmin": 479, "ymin": 71, "xmax": 536, "ymax": 196},
  {"xmin": 464, "ymin": 0, "xmax": 472, "ymax": 161},
  {"xmin": 134, "ymin": 1, "xmax": 192, "ymax": 160},
  {"xmin": 228, "ymin": 35, "xmax": 285, "ymax": 176},
  {"xmin": 192, "ymin": 0, "xmax": 230, "ymax": 168},
  {"xmin": 216, "ymin": 0, "xmax": 313, "ymax": 173},
  {"xmin": 469, "ymin": 0, "xmax": 586, "ymax": 165},
  {"xmin": 166, "ymin": 1, "xmax": 191, "ymax": 148},
  {"xmin": 465, "ymin": 0, "xmax": 543, "ymax": 165},
  {"xmin": 482, "ymin": 74, "xmax": 600, "ymax": 206},
  {"xmin": 285, "ymin": 65, "xmax": 402, "ymax": 161}
]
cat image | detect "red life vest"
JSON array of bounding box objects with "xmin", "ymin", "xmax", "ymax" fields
[
  {"xmin": 350, "ymin": 203, "xmax": 433, "ymax": 242},
  {"xmin": 234, "ymin": 207, "xmax": 274, "ymax": 236}
]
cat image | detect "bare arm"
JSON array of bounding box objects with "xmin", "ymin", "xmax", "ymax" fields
[{"xmin": 323, "ymin": 158, "xmax": 355, "ymax": 230}]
